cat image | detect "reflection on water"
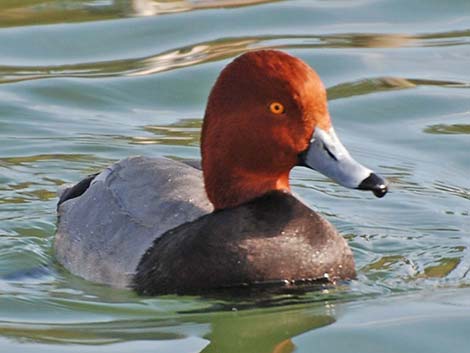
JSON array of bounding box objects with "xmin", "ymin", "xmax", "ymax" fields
[
  {"xmin": 433, "ymin": 181, "xmax": 470, "ymax": 201},
  {"xmin": 424, "ymin": 123, "xmax": 470, "ymax": 134},
  {"xmin": 0, "ymin": 38, "xmax": 258, "ymax": 84},
  {"xmin": 133, "ymin": 119, "xmax": 201, "ymax": 145},
  {"xmin": 0, "ymin": 0, "xmax": 121, "ymax": 28},
  {"xmin": 0, "ymin": 297, "xmax": 334, "ymax": 353},
  {"xmin": 199, "ymin": 305, "xmax": 334, "ymax": 353},
  {"xmin": 0, "ymin": 154, "xmax": 93, "ymax": 166},
  {"xmin": 2, "ymin": 32, "xmax": 470, "ymax": 84},
  {"xmin": 362, "ymin": 252, "xmax": 465, "ymax": 281},
  {"xmin": 0, "ymin": 154, "xmax": 96, "ymax": 204},
  {"xmin": 0, "ymin": 0, "xmax": 280, "ymax": 28},
  {"xmin": 328, "ymin": 77, "xmax": 468, "ymax": 100},
  {"xmin": 1, "ymin": 0, "xmax": 470, "ymax": 351},
  {"xmin": 132, "ymin": 0, "xmax": 281, "ymax": 16},
  {"xmin": 422, "ymin": 257, "xmax": 461, "ymax": 278}
]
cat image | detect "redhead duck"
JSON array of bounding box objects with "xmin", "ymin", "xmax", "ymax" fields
[{"xmin": 55, "ymin": 50, "xmax": 387, "ymax": 295}]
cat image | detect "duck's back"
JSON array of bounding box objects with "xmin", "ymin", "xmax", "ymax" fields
[{"xmin": 55, "ymin": 156, "xmax": 213, "ymax": 287}]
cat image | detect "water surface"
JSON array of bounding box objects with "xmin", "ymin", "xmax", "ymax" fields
[{"xmin": 1, "ymin": 1, "xmax": 469, "ymax": 352}]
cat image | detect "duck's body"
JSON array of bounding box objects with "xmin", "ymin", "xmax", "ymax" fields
[
  {"xmin": 55, "ymin": 50, "xmax": 387, "ymax": 295},
  {"xmin": 134, "ymin": 189, "xmax": 354, "ymax": 295},
  {"xmin": 57, "ymin": 156, "xmax": 354, "ymax": 293},
  {"xmin": 56, "ymin": 156, "xmax": 212, "ymax": 288}
]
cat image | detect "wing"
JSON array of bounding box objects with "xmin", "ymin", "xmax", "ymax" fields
[{"xmin": 55, "ymin": 156, "xmax": 213, "ymax": 287}]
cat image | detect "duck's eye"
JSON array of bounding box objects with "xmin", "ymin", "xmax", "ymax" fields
[{"xmin": 269, "ymin": 102, "xmax": 285, "ymax": 115}]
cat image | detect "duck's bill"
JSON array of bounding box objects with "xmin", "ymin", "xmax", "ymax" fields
[{"xmin": 299, "ymin": 127, "xmax": 388, "ymax": 198}]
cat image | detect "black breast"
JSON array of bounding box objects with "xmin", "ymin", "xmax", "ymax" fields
[{"xmin": 133, "ymin": 191, "xmax": 355, "ymax": 295}]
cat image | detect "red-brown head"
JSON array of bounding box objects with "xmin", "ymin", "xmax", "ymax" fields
[{"xmin": 201, "ymin": 50, "xmax": 387, "ymax": 210}]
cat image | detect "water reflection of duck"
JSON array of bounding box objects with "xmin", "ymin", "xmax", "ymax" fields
[
  {"xmin": 55, "ymin": 50, "xmax": 388, "ymax": 295},
  {"xmin": 0, "ymin": 294, "xmax": 336, "ymax": 353},
  {"xmin": 199, "ymin": 303, "xmax": 335, "ymax": 353}
]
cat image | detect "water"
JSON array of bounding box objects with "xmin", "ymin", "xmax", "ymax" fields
[{"xmin": 1, "ymin": 0, "xmax": 469, "ymax": 352}]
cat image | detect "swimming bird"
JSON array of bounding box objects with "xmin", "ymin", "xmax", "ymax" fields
[{"xmin": 55, "ymin": 50, "xmax": 387, "ymax": 295}]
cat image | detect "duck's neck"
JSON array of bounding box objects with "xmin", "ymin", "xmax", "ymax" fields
[{"xmin": 203, "ymin": 168, "xmax": 291, "ymax": 210}]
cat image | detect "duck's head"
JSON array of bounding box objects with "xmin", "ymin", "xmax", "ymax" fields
[{"xmin": 201, "ymin": 50, "xmax": 387, "ymax": 210}]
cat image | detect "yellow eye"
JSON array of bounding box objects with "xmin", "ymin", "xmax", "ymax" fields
[{"xmin": 269, "ymin": 102, "xmax": 285, "ymax": 115}]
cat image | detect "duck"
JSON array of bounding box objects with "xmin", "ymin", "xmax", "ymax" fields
[{"xmin": 55, "ymin": 50, "xmax": 388, "ymax": 295}]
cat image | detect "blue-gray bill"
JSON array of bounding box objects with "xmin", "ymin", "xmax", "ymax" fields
[{"xmin": 299, "ymin": 127, "xmax": 388, "ymax": 198}]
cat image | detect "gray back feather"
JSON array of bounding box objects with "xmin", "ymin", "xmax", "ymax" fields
[{"xmin": 55, "ymin": 156, "xmax": 213, "ymax": 288}]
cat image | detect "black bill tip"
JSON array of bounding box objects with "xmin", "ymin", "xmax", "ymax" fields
[{"xmin": 358, "ymin": 173, "xmax": 388, "ymax": 198}]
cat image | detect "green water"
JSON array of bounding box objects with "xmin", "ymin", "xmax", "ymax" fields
[{"xmin": 1, "ymin": 0, "xmax": 469, "ymax": 352}]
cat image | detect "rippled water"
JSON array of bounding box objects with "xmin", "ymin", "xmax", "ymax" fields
[{"xmin": 1, "ymin": 1, "xmax": 469, "ymax": 352}]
